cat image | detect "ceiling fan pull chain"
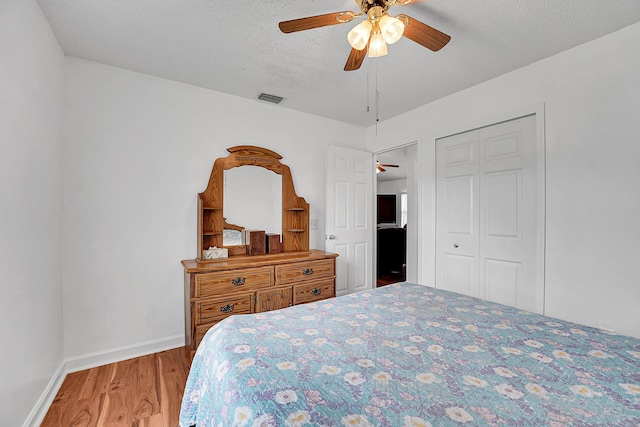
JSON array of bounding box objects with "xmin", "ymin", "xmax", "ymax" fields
[
  {"xmin": 375, "ymin": 64, "xmax": 381, "ymax": 124},
  {"xmin": 366, "ymin": 72, "xmax": 370, "ymax": 113}
]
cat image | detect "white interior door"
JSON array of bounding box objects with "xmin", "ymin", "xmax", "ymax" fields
[
  {"xmin": 326, "ymin": 146, "xmax": 373, "ymax": 296},
  {"xmin": 436, "ymin": 114, "xmax": 543, "ymax": 313},
  {"xmin": 404, "ymin": 144, "xmax": 419, "ymax": 283}
]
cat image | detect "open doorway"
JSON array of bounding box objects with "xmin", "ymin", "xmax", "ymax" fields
[{"xmin": 375, "ymin": 144, "xmax": 417, "ymax": 286}]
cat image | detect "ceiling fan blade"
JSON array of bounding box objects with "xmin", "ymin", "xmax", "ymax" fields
[
  {"xmin": 344, "ymin": 46, "xmax": 368, "ymax": 71},
  {"xmin": 400, "ymin": 15, "xmax": 451, "ymax": 51},
  {"xmin": 377, "ymin": 165, "xmax": 386, "ymax": 172},
  {"xmin": 380, "ymin": 164, "xmax": 399, "ymax": 167},
  {"xmin": 279, "ymin": 12, "xmax": 350, "ymax": 34}
]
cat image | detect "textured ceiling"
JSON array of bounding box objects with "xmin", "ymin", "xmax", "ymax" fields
[{"xmin": 37, "ymin": 0, "xmax": 640, "ymax": 127}]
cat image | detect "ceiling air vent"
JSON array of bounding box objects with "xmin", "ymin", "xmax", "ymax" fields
[{"xmin": 258, "ymin": 93, "xmax": 284, "ymax": 104}]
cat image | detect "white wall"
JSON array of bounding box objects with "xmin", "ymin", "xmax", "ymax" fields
[
  {"xmin": 366, "ymin": 22, "xmax": 640, "ymax": 338},
  {"xmin": 62, "ymin": 58, "xmax": 366, "ymax": 359},
  {"xmin": 0, "ymin": 0, "xmax": 65, "ymax": 424}
]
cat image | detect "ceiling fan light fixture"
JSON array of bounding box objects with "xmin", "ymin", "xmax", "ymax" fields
[
  {"xmin": 379, "ymin": 14, "xmax": 404, "ymax": 44},
  {"xmin": 278, "ymin": 1, "xmax": 451, "ymax": 72},
  {"xmin": 347, "ymin": 19, "xmax": 372, "ymax": 50},
  {"xmin": 368, "ymin": 29, "xmax": 388, "ymax": 57}
]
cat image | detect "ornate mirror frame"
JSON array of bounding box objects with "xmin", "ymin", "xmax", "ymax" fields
[{"xmin": 197, "ymin": 145, "xmax": 310, "ymax": 261}]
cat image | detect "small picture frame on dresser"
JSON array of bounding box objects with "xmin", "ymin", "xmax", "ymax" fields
[
  {"xmin": 243, "ymin": 229, "xmax": 266, "ymax": 255},
  {"xmin": 266, "ymin": 233, "xmax": 282, "ymax": 254}
]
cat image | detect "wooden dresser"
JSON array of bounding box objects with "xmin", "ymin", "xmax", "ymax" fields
[{"xmin": 182, "ymin": 250, "xmax": 337, "ymax": 358}]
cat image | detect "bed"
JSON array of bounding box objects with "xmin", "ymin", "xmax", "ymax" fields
[{"xmin": 180, "ymin": 282, "xmax": 640, "ymax": 426}]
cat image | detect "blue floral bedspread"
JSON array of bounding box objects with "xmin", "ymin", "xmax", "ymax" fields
[{"xmin": 180, "ymin": 282, "xmax": 640, "ymax": 426}]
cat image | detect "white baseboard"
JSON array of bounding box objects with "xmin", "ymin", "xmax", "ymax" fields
[
  {"xmin": 63, "ymin": 334, "xmax": 184, "ymax": 374},
  {"xmin": 23, "ymin": 334, "xmax": 185, "ymax": 427},
  {"xmin": 22, "ymin": 360, "xmax": 66, "ymax": 427}
]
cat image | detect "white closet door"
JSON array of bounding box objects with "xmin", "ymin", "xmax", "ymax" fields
[
  {"xmin": 435, "ymin": 131, "xmax": 480, "ymax": 298},
  {"xmin": 436, "ymin": 115, "xmax": 543, "ymax": 313}
]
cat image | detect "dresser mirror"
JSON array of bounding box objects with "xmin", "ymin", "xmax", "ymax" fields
[
  {"xmin": 197, "ymin": 145, "xmax": 310, "ymax": 260},
  {"xmin": 223, "ymin": 166, "xmax": 282, "ymax": 245}
]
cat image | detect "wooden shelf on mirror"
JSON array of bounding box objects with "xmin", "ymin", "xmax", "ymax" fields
[{"xmin": 196, "ymin": 146, "xmax": 310, "ymax": 259}]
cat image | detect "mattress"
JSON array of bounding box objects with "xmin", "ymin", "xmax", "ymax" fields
[{"xmin": 180, "ymin": 282, "xmax": 640, "ymax": 426}]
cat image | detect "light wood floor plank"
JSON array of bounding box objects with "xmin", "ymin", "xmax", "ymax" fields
[
  {"xmin": 158, "ymin": 349, "xmax": 188, "ymax": 427},
  {"xmin": 41, "ymin": 347, "xmax": 189, "ymax": 427}
]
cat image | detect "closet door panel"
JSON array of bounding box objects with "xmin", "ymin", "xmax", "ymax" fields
[{"xmin": 436, "ymin": 114, "xmax": 543, "ymax": 313}]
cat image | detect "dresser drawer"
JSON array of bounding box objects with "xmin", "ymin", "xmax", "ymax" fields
[
  {"xmin": 196, "ymin": 294, "xmax": 254, "ymax": 324},
  {"xmin": 293, "ymin": 279, "xmax": 335, "ymax": 305},
  {"xmin": 276, "ymin": 259, "xmax": 335, "ymax": 285},
  {"xmin": 195, "ymin": 266, "xmax": 274, "ymax": 297}
]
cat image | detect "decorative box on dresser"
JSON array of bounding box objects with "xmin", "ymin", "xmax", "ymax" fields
[
  {"xmin": 182, "ymin": 250, "xmax": 337, "ymax": 359},
  {"xmin": 183, "ymin": 145, "xmax": 338, "ymax": 360}
]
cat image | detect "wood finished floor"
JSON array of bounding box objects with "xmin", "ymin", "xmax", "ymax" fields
[
  {"xmin": 376, "ymin": 271, "xmax": 406, "ymax": 287},
  {"xmin": 41, "ymin": 346, "xmax": 190, "ymax": 427}
]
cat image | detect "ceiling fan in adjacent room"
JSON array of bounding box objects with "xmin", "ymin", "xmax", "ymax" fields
[
  {"xmin": 278, "ymin": 0, "xmax": 451, "ymax": 71},
  {"xmin": 376, "ymin": 161, "xmax": 399, "ymax": 173}
]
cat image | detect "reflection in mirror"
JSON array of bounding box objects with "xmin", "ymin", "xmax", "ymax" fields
[
  {"xmin": 223, "ymin": 166, "xmax": 282, "ymax": 246},
  {"xmin": 223, "ymin": 229, "xmax": 243, "ymax": 246}
]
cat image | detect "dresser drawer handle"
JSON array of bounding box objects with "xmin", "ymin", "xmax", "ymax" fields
[
  {"xmin": 231, "ymin": 277, "xmax": 246, "ymax": 286},
  {"xmin": 302, "ymin": 268, "xmax": 313, "ymax": 275},
  {"xmin": 220, "ymin": 304, "xmax": 235, "ymax": 313},
  {"xmin": 311, "ymin": 288, "xmax": 321, "ymax": 296}
]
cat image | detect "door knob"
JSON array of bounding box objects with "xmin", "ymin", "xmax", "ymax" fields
[
  {"xmin": 453, "ymin": 244, "xmax": 459, "ymax": 248},
  {"xmin": 328, "ymin": 235, "xmax": 336, "ymax": 240}
]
